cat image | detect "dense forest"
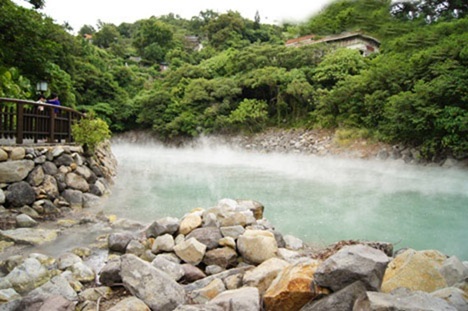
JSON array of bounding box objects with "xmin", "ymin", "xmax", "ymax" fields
[{"xmin": 1, "ymin": 0, "xmax": 467, "ymax": 159}]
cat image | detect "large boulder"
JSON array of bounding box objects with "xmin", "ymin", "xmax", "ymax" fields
[
  {"xmin": 6, "ymin": 181, "xmax": 36, "ymax": 207},
  {"xmin": 432, "ymin": 287, "xmax": 468, "ymax": 311},
  {"xmin": 99, "ymin": 258, "xmax": 122, "ymax": 286},
  {"xmin": 65, "ymin": 172, "xmax": 89, "ymax": 192},
  {"xmin": 438, "ymin": 256, "xmax": 468, "ymax": 286},
  {"xmin": 152, "ymin": 256, "xmax": 184, "ymax": 281},
  {"xmin": 264, "ymin": 260, "xmax": 325, "ymax": 311},
  {"xmin": 381, "ymin": 249, "xmax": 448, "ymax": 293},
  {"xmin": 0, "ymin": 160, "xmax": 35, "ymax": 183},
  {"xmin": 314, "ymin": 244, "xmax": 390, "ymax": 292},
  {"xmin": 237, "ymin": 229, "xmax": 278, "ymax": 264},
  {"xmin": 120, "ymin": 254, "xmax": 186, "ymax": 311},
  {"xmin": 108, "ymin": 232, "xmax": 134, "ymax": 253}
]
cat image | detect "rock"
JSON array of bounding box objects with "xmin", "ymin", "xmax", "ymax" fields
[
  {"xmin": 174, "ymin": 305, "xmax": 223, "ymax": 311},
  {"xmin": 126, "ymin": 239, "xmax": 146, "ymax": 256},
  {"xmin": 108, "ymin": 232, "xmax": 134, "ymax": 253},
  {"xmin": 25, "ymin": 275, "xmax": 78, "ymax": 302},
  {"xmin": 220, "ymin": 225, "xmax": 245, "ymax": 239},
  {"xmin": 300, "ymin": 280, "xmax": 367, "ymax": 311},
  {"xmin": 236, "ymin": 199, "xmax": 264, "ymax": 220},
  {"xmin": 146, "ymin": 217, "xmax": 180, "ymax": 238},
  {"xmin": 54, "ymin": 153, "xmax": 74, "ymax": 166},
  {"xmin": 27, "ymin": 166, "xmax": 44, "ymax": 187},
  {"xmin": 107, "ymin": 296, "xmax": 150, "ymax": 311},
  {"xmin": 174, "ymin": 237, "xmax": 207, "ymax": 265},
  {"xmin": 0, "ymin": 148, "xmax": 8, "ymax": 161},
  {"xmin": 208, "ymin": 286, "xmax": 260, "ymax": 311},
  {"xmin": 121, "ymin": 254, "xmax": 186, "ymax": 311},
  {"xmin": 186, "ymin": 227, "xmax": 223, "ymax": 250},
  {"xmin": 314, "ymin": 244, "xmax": 390, "ymax": 292},
  {"xmin": 243, "ymin": 257, "xmax": 291, "ymax": 294},
  {"xmin": 225, "ymin": 273, "xmax": 243, "ymax": 290},
  {"xmin": 65, "ymin": 172, "xmax": 89, "ymax": 192},
  {"xmin": 188, "ymin": 278, "xmax": 226, "ymax": 304},
  {"xmin": 354, "ymin": 288, "xmax": 457, "ymax": 311},
  {"xmin": 0, "ymin": 288, "xmax": 21, "ymax": 302},
  {"xmin": 432, "ymin": 287, "xmax": 468, "ymax": 311},
  {"xmin": 264, "ymin": 260, "xmax": 324, "ymax": 311},
  {"xmin": 152, "ymin": 256, "xmax": 184, "ymax": 281},
  {"xmin": 237, "ymin": 229, "xmax": 278, "ymax": 264},
  {"xmin": 439, "ymin": 256, "xmax": 468, "ymax": 286},
  {"xmin": 203, "ymin": 247, "xmax": 238, "ymax": 269},
  {"xmin": 6, "ymin": 181, "xmax": 36, "ymax": 207},
  {"xmin": 20, "ymin": 294, "xmax": 76, "ymax": 311},
  {"xmin": 206, "ymin": 265, "xmax": 225, "ymax": 275},
  {"xmin": 181, "ymin": 264, "xmax": 207, "ymax": 283},
  {"xmin": 15, "ymin": 214, "xmax": 38, "ymax": 228},
  {"xmin": 5, "ymin": 258, "xmax": 51, "ymax": 294},
  {"xmin": 99, "ymin": 258, "xmax": 122, "ymax": 286},
  {"xmin": 41, "ymin": 174, "xmax": 60, "ymax": 199},
  {"xmin": 0, "ymin": 188, "xmax": 5, "ymax": 204},
  {"xmin": 219, "ymin": 236, "xmax": 236, "ymax": 249},
  {"xmin": 381, "ymin": 249, "xmax": 448, "ymax": 293},
  {"xmin": 57, "ymin": 253, "xmax": 82, "ymax": 270},
  {"xmin": 284, "ymin": 235, "xmax": 304, "ymax": 250},
  {"xmin": 42, "ymin": 161, "xmax": 58, "ymax": 175},
  {"xmin": 10, "ymin": 147, "xmax": 25, "ymax": 160},
  {"xmin": 75, "ymin": 165, "xmax": 96, "ymax": 183},
  {"xmin": 68, "ymin": 262, "xmax": 95, "ymax": 283},
  {"xmin": 0, "ymin": 228, "xmax": 58, "ymax": 245},
  {"xmin": 79, "ymin": 286, "xmax": 113, "ymax": 301},
  {"xmin": 179, "ymin": 213, "xmax": 203, "ymax": 235},
  {"xmin": 82, "ymin": 193, "xmax": 101, "ymax": 208},
  {"xmin": 61, "ymin": 189, "xmax": 83, "ymax": 209},
  {"xmin": 0, "ymin": 160, "xmax": 34, "ymax": 183},
  {"xmin": 184, "ymin": 266, "xmax": 253, "ymax": 293},
  {"xmin": 151, "ymin": 233, "xmax": 175, "ymax": 254}
]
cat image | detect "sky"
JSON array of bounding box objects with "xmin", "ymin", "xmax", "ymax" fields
[{"xmin": 13, "ymin": 0, "xmax": 335, "ymax": 31}]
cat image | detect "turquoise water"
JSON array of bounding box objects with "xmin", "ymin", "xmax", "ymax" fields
[{"xmin": 103, "ymin": 141, "xmax": 468, "ymax": 260}]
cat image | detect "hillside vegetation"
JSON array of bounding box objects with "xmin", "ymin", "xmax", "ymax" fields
[{"xmin": 1, "ymin": 0, "xmax": 467, "ymax": 159}]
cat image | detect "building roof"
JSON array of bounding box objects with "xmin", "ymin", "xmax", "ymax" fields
[{"xmin": 286, "ymin": 32, "xmax": 380, "ymax": 47}]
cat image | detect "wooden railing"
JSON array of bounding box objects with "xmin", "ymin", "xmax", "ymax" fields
[{"xmin": 0, "ymin": 97, "xmax": 84, "ymax": 145}]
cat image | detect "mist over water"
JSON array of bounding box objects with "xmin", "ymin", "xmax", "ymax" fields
[{"xmin": 103, "ymin": 140, "xmax": 468, "ymax": 259}]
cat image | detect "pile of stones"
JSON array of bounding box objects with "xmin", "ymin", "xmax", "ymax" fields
[{"xmin": 1, "ymin": 198, "xmax": 466, "ymax": 310}]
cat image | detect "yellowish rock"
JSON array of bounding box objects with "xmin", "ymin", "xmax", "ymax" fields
[
  {"xmin": 381, "ymin": 249, "xmax": 448, "ymax": 293},
  {"xmin": 179, "ymin": 213, "xmax": 202, "ymax": 235}
]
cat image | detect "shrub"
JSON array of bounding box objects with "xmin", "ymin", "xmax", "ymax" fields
[{"xmin": 71, "ymin": 111, "xmax": 111, "ymax": 154}]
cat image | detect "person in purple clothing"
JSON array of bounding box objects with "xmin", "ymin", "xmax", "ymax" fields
[{"xmin": 46, "ymin": 93, "xmax": 61, "ymax": 114}]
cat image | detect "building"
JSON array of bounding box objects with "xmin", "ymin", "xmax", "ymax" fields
[{"xmin": 285, "ymin": 32, "xmax": 380, "ymax": 56}]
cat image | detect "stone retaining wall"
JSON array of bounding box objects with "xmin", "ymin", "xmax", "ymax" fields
[{"xmin": 0, "ymin": 142, "xmax": 117, "ymax": 229}]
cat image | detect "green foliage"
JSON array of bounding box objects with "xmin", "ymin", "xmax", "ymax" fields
[
  {"xmin": 226, "ymin": 99, "xmax": 268, "ymax": 133},
  {"xmin": 71, "ymin": 112, "xmax": 111, "ymax": 154}
]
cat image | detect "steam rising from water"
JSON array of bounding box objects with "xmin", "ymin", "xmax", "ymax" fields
[{"xmin": 103, "ymin": 139, "xmax": 468, "ymax": 259}]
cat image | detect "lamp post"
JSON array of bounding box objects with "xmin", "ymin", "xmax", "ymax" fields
[{"xmin": 36, "ymin": 81, "xmax": 48, "ymax": 95}]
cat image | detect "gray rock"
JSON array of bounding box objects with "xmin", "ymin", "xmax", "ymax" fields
[
  {"xmin": 42, "ymin": 161, "xmax": 58, "ymax": 175},
  {"xmin": 145, "ymin": 217, "xmax": 180, "ymax": 238},
  {"xmin": 26, "ymin": 275, "xmax": 78, "ymax": 302},
  {"xmin": 61, "ymin": 189, "xmax": 83, "ymax": 209},
  {"xmin": 206, "ymin": 265, "xmax": 225, "ymax": 275},
  {"xmin": 75, "ymin": 165, "xmax": 96, "ymax": 183},
  {"xmin": 98, "ymin": 258, "xmax": 122, "ymax": 286},
  {"xmin": 54, "ymin": 153, "xmax": 74, "ymax": 166},
  {"xmin": 283, "ymin": 234, "xmax": 304, "ymax": 250},
  {"xmin": 152, "ymin": 257, "xmax": 184, "ymax": 281},
  {"xmin": 108, "ymin": 232, "xmax": 134, "ymax": 253},
  {"xmin": 354, "ymin": 288, "xmax": 457, "ymax": 311},
  {"xmin": 5, "ymin": 258, "xmax": 51, "ymax": 294},
  {"xmin": 314, "ymin": 244, "xmax": 390, "ymax": 292},
  {"xmin": 41, "ymin": 174, "xmax": 59, "ymax": 199},
  {"xmin": 0, "ymin": 189, "xmax": 5, "ymax": 204},
  {"xmin": 57, "ymin": 253, "xmax": 82, "ymax": 270},
  {"xmin": 181, "ymin": 264, "xmax": 206, "ymax": 283},
  {"xmin": 0, "ymin": 228, "xmax": 59, "ymax": 246},
  {"xmin": 27, "ymin": 166, "xmax": 44, "ymax": 187},
  {"xmin": 173, "ymin": 238, "xmax": 207, "ymax": 265},
  {"xmin": 15, "ymin": 214, "xmax": 38, "ymax": 228},
  {"xmin": 68, "ymin": 262, "xmax": 95, "ymax": 283},
  {"xmin": 0, "ymin": 160, "xmax": 34, "ymax": 183},
  {"xmin": 33, "ymin": 155, "xmax": 46, "ymax": 164},
  {"xmin": 65, "ymin": 172, "xmax": 89, "ymax": 192},
  {"xmin": 151, "ymin": 233, "xmax": 175, "ymax": 254},
  {"xmin": 82, "ymin": 193, "xmax": 101, "ymax": 208},
  {"xmin": 0, "ymin": 288, "xmax": 21, "ymax": 302},
  {"xmin": 208, "ymin": 286, "xmax": 260, "ymax": 311},
  {"xmin": 6, "ymin": 181, "xmax": 35, "ymax": 207},
  {"xmin": 121, "ymin": 254, "xmax": 186, "ymax": 311},
  {"xmin": 432, "ymin": 287, "xmax": 468, "ymax": 311},
  {"xmin": 126, "ymin": 239, "xmax": 146, "ymax": 257},
  {"xmin": 203, "ymin": 247, "xmax": 238, "ymax": 269},
  {"xmin": 184, "ymin": 266, "xmax": 253, "ymax": 293},
  {"xmin": 107, "ymin": 296, "xmax": 150, "ymax": 311},
  {"xmin": 188, "ymin": 278, "xmax": 225, "ymax": 304},
  {"xmin": 300, "ymin": 280, "xmax": 367, "ymax": 310},
  {"xmin": 186, "ymin": 227, "xmax": 223, "ymax": 250},
  {"xmin": 439, "ymin": 256, "xmax": 468, "ymax": 286},
  {"xmin": 220, "ymin": 225, "xmax": 245, "ymax": 239},
  {"xmin": 174, "ymin": 305, "xmax": 223, "ymax": 311}
]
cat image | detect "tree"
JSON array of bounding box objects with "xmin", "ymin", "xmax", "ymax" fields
[{"xmin": 132, "ymin": 19, "xmax": 174, "ymax": 63}]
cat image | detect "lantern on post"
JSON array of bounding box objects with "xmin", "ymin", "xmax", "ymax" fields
[{"xmin": 36, "ymin": 81, "xmax": 48, "ymax": 95}]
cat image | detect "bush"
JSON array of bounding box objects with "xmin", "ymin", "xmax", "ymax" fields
[{"xmin": 71, "ymin": 112, "xmax": 111, "ymax": 154}]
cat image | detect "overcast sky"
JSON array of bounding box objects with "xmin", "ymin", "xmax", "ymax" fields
[{"xmin": 13, "ymin": 0, "xmax": 335, "ymax": 31}]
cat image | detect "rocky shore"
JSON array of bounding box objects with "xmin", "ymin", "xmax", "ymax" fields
[{"xmin": 0, "ymin": 135, "xmax": 467, "ymax": 310}]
